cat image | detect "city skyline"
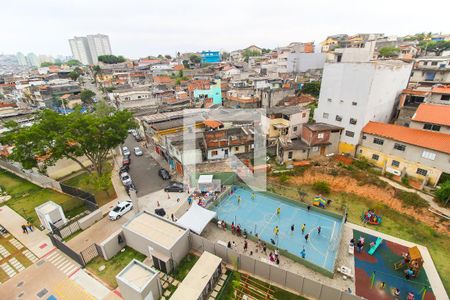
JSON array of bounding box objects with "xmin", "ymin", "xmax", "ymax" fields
[{"xmin": 1, "ymin": 0, "xmax": 449, "ymax": 58}]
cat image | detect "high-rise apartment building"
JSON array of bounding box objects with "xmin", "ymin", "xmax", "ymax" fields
[
  {"xmin": 26, "ymin": 53, "xmax": 40, "ymax": 67},
  {"xmin": 16, "ymin": 52, "xmax": 28, "ymax": 66},
  {"xmin": 69, "ymin": 34, "xmax": 112, "ymax": 65}
]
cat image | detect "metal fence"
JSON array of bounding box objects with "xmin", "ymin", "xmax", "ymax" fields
[
  {"xmin": 48, "ymin": 233, "xmax": 85, "ymax": 266},
  {"xmin": 50, "ymin": 219, "xmax": 82, "ymax": 240},
  {"xmin": 190, "ymin": 234, "xmax": 365, "ymax": 300},
  {"xmin": 60, "ymin": 183, "xmax": 98, "ymax": 211},
  {"xmin": 0, "ymin": 159, "xmax": 62, "ymax": 191},
  {"xmin": 80, "ymin": 244, "xmax": 101, "ymax": 265}
]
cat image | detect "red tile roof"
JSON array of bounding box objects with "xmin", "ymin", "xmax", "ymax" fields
[
  {"xmin": 431, "ymin": 85, "xmax": 450, "ymax": 95},
  {"xmin": 153, "ymin": 76, "xmax": 172, "ymax": 84},
  {"xmin": 412, "ymin": 103, "xmax": 450, "ymax": 126},
  {"xmin": 362, "ymin": 121, "xmax": 450, "ymax": 154}
]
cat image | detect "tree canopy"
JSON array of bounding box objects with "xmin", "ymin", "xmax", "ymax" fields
[
  {"xmin": 1, "ymin": 109, "xmax": 136, "ymax": 176},
  {"xmin": 67, "ymin": 59, "xmax": 82, "ymax": 66},
  {"xmin": 189, "ymin": 54, "xmax": 201, "ymax": 64},
  {"xmin": 98, "ymin": 55, "xmax": 126, "ymax": 64},
  {"xmin": 379, "ymin": 47, "xmax": 400, "ymax": 57},
  {"xmin": 435, "ymin": 181, "xmax": 450, "ymax": 205},
  {"xmin": 80, "ymin": 89, "xmax": 96, "ymax": 105},
  {"xmin": 40, "ymin": 61, "xmax": 61, "ymax": 67},
  {"xmin": 419, "ymin": 40, "xmax": 450, "ymax": 56},
  {"xmin": 301, "ymin": 81, "xmax": 321, "ymax": 98},
  {"xmin": 243, "ymin": 49, "xmax": 261, "ymax": 62}
]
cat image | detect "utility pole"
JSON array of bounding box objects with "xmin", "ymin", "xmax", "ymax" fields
[{"xmin": 129, "ymin": 188, "xmax": 140, "ymax": 215}]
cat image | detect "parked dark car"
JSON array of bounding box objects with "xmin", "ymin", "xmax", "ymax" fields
[
  {"xmin": 125, "ymin": 182, "xmax": 138, "ymax": 195},
  {"xmin": 122, "ymin": 155, "xmax": 131, "ymax": 166},
  {"xmin": 119, "ymin": 165, "xmax": 129, "ymax": 174},
  {"xmin": 164, "ymin": 181, "xmax": 184, "ymax": 192},
  {"xmin": 158, "ymin": 168, "xmax": 171, "ymax": 180}
]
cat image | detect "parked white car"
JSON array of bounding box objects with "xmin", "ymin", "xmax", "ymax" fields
[
  {"xmin": 122, "ymin": 146, "xmax": 131, "ymax": 156},
  {"xmin": 134, "ymin": 146, "xmax": 143, "ymax": 156},
  {"xmin": 120, "ymin": 172, "xmax": 132, "ymax": 186},
  {"xmin": 108, "ymin": 201, "xmax": 133, "ymax": 220}
]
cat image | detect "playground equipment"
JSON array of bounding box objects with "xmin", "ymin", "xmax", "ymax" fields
[
  {"xmin": 368, "ymin": 237, "xmax": 383, "ymax": 255},
  {"xmin": 362, "ymin": 210, "xmax": 382, "ymax": 225},
  {"xmin": 313, "ymin": 195, "xmax": 327, "ymax": 208},
  {"xmin": 393, "ymin": 246, "xmax": 424, "ymax": 277}
]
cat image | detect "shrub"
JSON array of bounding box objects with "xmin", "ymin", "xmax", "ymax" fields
[
  {"xmin": 312, "ymin": 181, "xmax": 330, "ymax": 195},
  {"xmin": 401, "ymin": 176, "xmax": 410, "ymax": 186},
  {"xmin": 352, "ymin": 157, "xmax": 372, "ymax": 170},
  {"xmin": 279, "ymin": 173, "xmax": 290, "ymax": 184},
  {"xmin": 435, "ymin": 180, "xmax": 450, "ymax": 204},
  {"xmin": 395, "ymin": 190, "xmax": 429, "ymax": 208}
]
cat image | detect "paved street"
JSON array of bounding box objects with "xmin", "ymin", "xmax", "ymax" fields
[{"xmin": 122, "ymin": 134, "xmax": 167, "ymax": 197}]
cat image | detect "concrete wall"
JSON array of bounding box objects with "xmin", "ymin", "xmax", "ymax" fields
[
  {"xmin": 287, "ymin": 53, "xmax": 326, "ymax": 73},
  {"xmin": 99, "ymin": 230, "xmax": 126, "ymax": 260},
  {"xmin": 77, "ymin": 209, "xmax": 103, "ymax": 230},
  {"xmin": 314, "ymin": 61, "xmax": 412, "ymax": 149},
  {"xmin": 189, "ymin": 234, "xmax": 363, "ymax": 300}
]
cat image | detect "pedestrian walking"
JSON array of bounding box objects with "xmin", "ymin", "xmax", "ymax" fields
[
  {"xmin": 300, "ymin": 248, "xmax": 306, "ymax": 259},
  {"xmin": 27, "ymin": 222, "xmax": 33, "ymax": 232},
  {"xmin": 305, "ymin": 233, "xmax": 310, "ymax": 242},
  {"xmin": 317, "ymin": 226, "xmax": 321, "ymax": 235},
  {"xmin": 21, "ymin": 225, "xmax": 28, "ymax": 234}
]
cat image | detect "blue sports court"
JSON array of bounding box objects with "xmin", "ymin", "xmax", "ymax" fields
[{"xmin": 212, "ymin": 187, "xmax": 344, "ymax": 272}]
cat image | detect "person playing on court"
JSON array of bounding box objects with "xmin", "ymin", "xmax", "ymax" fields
[
  {"xmin": 317, "ymin": 226, "xmax": 321, "ymax": 235},
  {"xmin": 251, "ymin": 192, "xmax": 255, "ymax": 200},
  {"xmin": 301, "ymin": 223, "xmax": 306, "ymax": 234},
  {"xmin": 300, "ymin": 247, "xmax": 306, "ymax": 258},
  {"xmin": 273, "ymin": 225, "xmax": 279, "ymax": 235},
  {"xmin": 237, "ymin": 195, "xmax": 241, "ymax": 204},
  {"xmin": 304, "ymin": 233, "xmax": 310, "ymax": 242},
  {"xmin": 290, "ymin": 224, "xmax": 295, "ymax": 233},
  {"xmin": 276, "ymin": 207, "xmax": 281, "ymax": 215}
]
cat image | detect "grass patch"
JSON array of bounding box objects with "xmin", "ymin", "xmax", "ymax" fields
[
  {"xmin": 268, "ymin": 181, "xmax": 450, "ymax": 294},
  {"xmin": 62, "ymin": 171, "xmax": 116, "ymax": 207},
  {"xmin": 0, "ymin": 169, "xmax": 85, "ymax": 227},
  {"xmin": 86, "ymin": 246, "xmax": 146, "ymax": 288},
  {"xmin": 173, "ymin": 253, "xmax": 199, "ymax": 281},
  {"xmin": 218, "ymin": 271, "xmax": 306, "ymax": 300},
  {"xmin": 395, "ymin": 189, "xmax": 430, "ymax": 208}
]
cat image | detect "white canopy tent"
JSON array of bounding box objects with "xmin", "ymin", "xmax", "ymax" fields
[{"xmin": 176, "ymin": 204, "xmax": 217, "ymax": 235}]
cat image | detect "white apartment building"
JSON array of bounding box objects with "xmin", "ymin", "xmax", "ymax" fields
[
  {"xmin": 69, "ymin": 34, "xmax": 112, "ymax": 65},
  {"xmin": 314, "ymin": 60, "xmax": 412, "ymax": 155}
]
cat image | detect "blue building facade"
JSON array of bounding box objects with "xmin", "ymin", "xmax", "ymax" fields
[{"xmin": 201, "ymin": 51, "xmax": 221, "ymax": 63}]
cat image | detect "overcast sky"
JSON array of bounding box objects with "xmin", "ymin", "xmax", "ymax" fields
[{"xmin": 1, "ymin": 0, "xmax": 449, "ymax": 58}]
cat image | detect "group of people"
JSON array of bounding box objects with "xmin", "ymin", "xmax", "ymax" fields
[
  {"xmin": 273, "ymin": 223, "xmax": 321, "ymax": 244},
  {"xmin": 350, "ymin": 237, "xmax": 365, "ymax": 253},
  {"xmin": 268, "ymin": 249, "xmax": 280, "ymax": 265},
  {"xmin": 21, "ymin": 222, "xmax": 33, "ymax": 234}
]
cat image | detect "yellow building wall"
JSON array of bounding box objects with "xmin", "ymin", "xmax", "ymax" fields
[
  {"xmin": 338, "ymin": 142, "xmax": 356, "ymax": 156},
  {"xmin": 269, "ymin": 118, "xmax": 289, "ymax": 138},
  {"xmin": 358, "ymin": 146, "xmax": 442, "ymax": 186}
]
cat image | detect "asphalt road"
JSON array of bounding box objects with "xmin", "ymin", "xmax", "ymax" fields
[{"xmin": 122, "ymin": 134, "xmax": 167, "ymax": 196}]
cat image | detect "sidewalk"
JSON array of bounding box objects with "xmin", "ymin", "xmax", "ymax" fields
[
  {"xmin": 0, "ymin": 205, "xmax": 53, "ymax": 258},
  {"xmin": 379, "ymin": 177, "xmax": 450, "ymax": 217},
  {"xmin": 71, "ymin": 269, "xmax": 111, "ymax": 300},
  {"xmin": 347, "ymin": 222, "xmax": 449, "ymax": 300}
]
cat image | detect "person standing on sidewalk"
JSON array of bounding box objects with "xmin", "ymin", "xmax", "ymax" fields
[
  {"xmin": 21, "ymin": 225, "xmax": 28, "ymax": 234},
  {"xmin": 27, "ymin": 222, "xmax": 33, "ymax": 232}
]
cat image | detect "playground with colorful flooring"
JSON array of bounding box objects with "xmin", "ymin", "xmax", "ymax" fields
[{"xmin": 353, "ymin": 229, "xmax": 435, "ymax": 300}]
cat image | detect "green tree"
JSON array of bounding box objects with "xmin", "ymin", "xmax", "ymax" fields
[
  {"xmin": 51, "ymin": 95, "xmax": 67, "ymax": 108},
  {"xmin": 312, "ymin": 181, "xmax": 330, "ymax": 195},
  {"xmin": 40, "ymin": 62, "xmax": 53, "ymax": 67},
  {"xmin": 165, "ymin": 55, "xmax": 172, "ymax": 59},
  {"xmin": 182, "ymin": 60, "xmax": 189, "ymax": 68},
  {"xmin": 221, "ymin": 52, "xmax": 230, "ymax": 60},
  {"xmin": 67, "ymin": 59, "xmax": 81, "ymax": 66},
  {"xmin": 435, "ymin": 181, "xmax": 450, "ymax": 205},
  {"xmin": 261, "ymin": 48, "xmax": 271, "ymax": 54},
  {"xmin": 189, "ymin": 54, "xmax": 201, "ymax": 64},
  {"xmin": 419, "ymin": 40, "xmax": 450, "ymax": 56},
  {"xmin": 94, "ymin": 102, "xmax": 115, "ymax": 117},
  {"xmin": 301, "ymin": 81, "xmax": 321, "ymax": 97},
  {"xmin": 242, "ymin": 49, "xmax": 260, "ymax": 62},
  {"xmin": 97, "ymin": 55, "xmax": 126, "ymax": 64},
  {"xmin": 0, "ymin": 93, "xmax": 4, "ymax": 99},
  {"xmin": 80, "ymin": 89, "xmax": 96, "ymax": 105},
  {"xmin": 69, "ymin": 70, "xmax": 80, "ymax": 81},
  {"xmin": 1, "ymin": 109, "xmax": 136, "ymax": 176},
  {"xmin": 379, "ymin": 46, "xmax": 400, "ymax": 57}
]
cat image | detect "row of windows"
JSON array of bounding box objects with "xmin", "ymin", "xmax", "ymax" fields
[
  {"xmin": 368, "ymin": 137, "xmax": 437, "ymax": 161},
  {"xmin": 327, "ymin": 98, "xmax": 358, "ymax": 106},
  {"xmin": 322, "ymin": 113, "xmax": 357, "ymax": 125},
  {"xmin": 423, "ymin": 123, "xmax": 441, "ymax": 131}
]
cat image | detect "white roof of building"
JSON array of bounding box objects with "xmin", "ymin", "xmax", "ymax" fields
[
  {"xmin": 170, "ymin": 252, "xmax": 222, "ymax": 300},
  {"xmin": 197, "ymin": 174, "xmax": 213, "ymax": 184},
  {"xmin": 35, "ymin": 201, "xmax": 61, "ymax": 214},
  {"xmin": 116, "ymin": 259, "xmax": 158, "ymax": 292},
  {"xmin": 123, "ymin": 212, "xmax": 187, "ymax": 249}
]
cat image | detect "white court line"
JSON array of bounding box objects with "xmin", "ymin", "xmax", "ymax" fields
[
  {"xmin": 258, "ymin": 211, "xmax": 278, "ymax": 237},
  {"xmin": 322, "ymin": 221, "xmax": 336, "ymax": 267}
]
